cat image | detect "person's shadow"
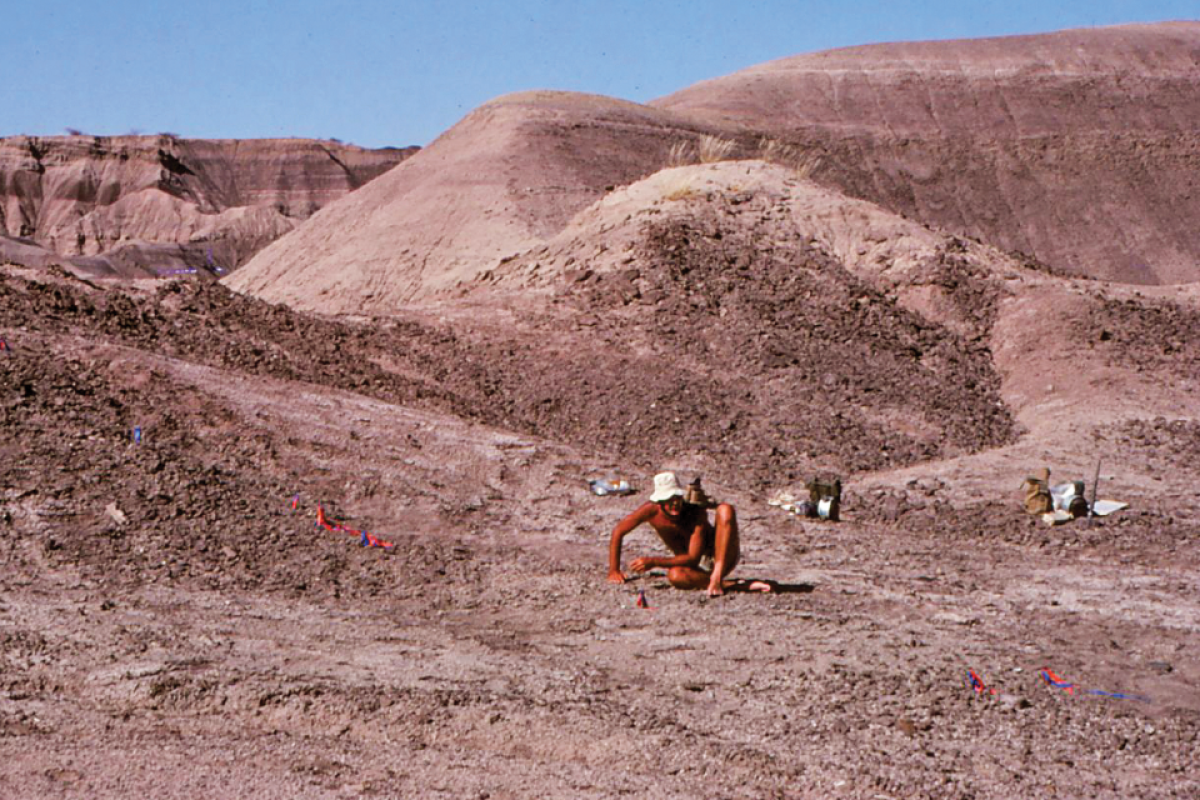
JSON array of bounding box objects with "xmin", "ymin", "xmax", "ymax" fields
[
  {"xmin": 639, "ymin": 573, "xmax": 815, "ymax": 594},
  {"xmin": 714, "ymin": 578, "xmax": 816, "ymax": 594},
  {"xmin": 767, "ymin": 581, "xmax": 815, "ymax": 594}
]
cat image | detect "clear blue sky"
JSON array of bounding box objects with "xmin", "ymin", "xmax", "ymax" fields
[{"xmin": 4, "ymin": 1, "xmax": 1195, "ymax": 149}]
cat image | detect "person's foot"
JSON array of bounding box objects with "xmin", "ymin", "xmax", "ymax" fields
[{"xmin": 708, "ymin": 579, "xmax": 774, "ymax": 596}]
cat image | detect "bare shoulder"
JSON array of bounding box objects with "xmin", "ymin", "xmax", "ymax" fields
[
  {"xmin": 638, "ymin": 502, "xmax": 668, "ymax": 525},
  {"xmin": 630, "ymin": 501, "xmax": 658, "ymax": 518},
  {"xmin": 617, "ymin": 502, "xmax": 659, "ymax": 528}
]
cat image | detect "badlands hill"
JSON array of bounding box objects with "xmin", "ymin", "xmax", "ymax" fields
[
  {"xmin": 0, "ymin": 134, "xmax": 415, "ymax": 278},
  {"xmin": 229, "ymin": 22, "xmax": 1200, "ymax": 313},
  {"xmin": 654, "ymin": 22, "xmax": 1200, "ymax": 285},
  {"xmin": 226, "ymin": 93, "xmax": 724, "ymax": 308}
]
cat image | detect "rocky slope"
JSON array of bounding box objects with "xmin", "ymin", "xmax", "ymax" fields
[{"xmin": 0, "ymin": 134, "xmax": 415, "ymax": 278}]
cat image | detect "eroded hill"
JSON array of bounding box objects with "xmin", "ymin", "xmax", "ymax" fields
[
  {"xmin": 230, "ymin": 22, "xmax": 1200, "ymax": 315},
  {"xmin": 654, "ymin": 22, "xmax": 1200, "ymax": 285},
  {"xmin": 0, "ymin": 134, "xmax": 415, "ymax": 278}
]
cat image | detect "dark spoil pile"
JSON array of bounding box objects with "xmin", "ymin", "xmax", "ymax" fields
[
  {"xmin": 3, "ymin": 235, "xmax": 1017, "ymax": 503},
  {"xmin": 532, "ymin": 204, "xmax": 1016, "ymax": 486},
  {"xmin": 1081, "ymin": 293, "xmax": 1200, "ymax": 379},
  {"xmin": 0, "ymin": 270, "xmax": 493, "ymax": 597}
]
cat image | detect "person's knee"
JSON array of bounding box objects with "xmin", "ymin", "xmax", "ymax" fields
[
  {"xmin": 715, "ymin": 503, "xmax": 736, "ymax": 526},
  {"xmin": 668, "ymin": 567, "xmax": 702, "ymax": 588}
]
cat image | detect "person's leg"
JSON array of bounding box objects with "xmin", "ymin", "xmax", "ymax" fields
[
  {"xmin": 666, "ymin": 565, "xmax": 712, "ymax": 590},
  {"xmin": 666, "ymin": 505, "xmax": 770, "ymax": 593},
  {"xmin": 706, "ymin": 506, "xmax": 771, "ymax": 594},
  {"xmin": 707, "ymin": 503, "xmax": 741, "ymax": 595}
]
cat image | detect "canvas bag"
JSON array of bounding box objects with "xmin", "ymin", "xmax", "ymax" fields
[{"xmin": 1022, "ymin": 468, "xmax": 1053, "ymax": 515}]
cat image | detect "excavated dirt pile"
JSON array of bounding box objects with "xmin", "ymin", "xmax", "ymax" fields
[{"xmin": 592, "ymin": 210, "xmax": 1015, "ymax": 471}]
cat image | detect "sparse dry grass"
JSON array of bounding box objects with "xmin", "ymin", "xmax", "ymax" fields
[
  {"xmin": 758, "ymin": 136, "xmax": 823, "ymax": 179},
  {"xmin": 657, "ymin": 134, "xmax": 823, "ymax": 200},
  {"xmin": 667, "ymin": 140, "xmax": 694, "ymax": 168},
  {"xmin": 662, "ymin": 169, "xmax": 699, "ymax": 201},
  {"xmin": 665, "ymin": 134, "xmax": 825, "ymax": 176},
  {"xmin": 664, "ymin": 185, "xmax": 699, "ymax": 201},
  {"xmin": 697, "ymin": 134, "xmax": 736, "ymax": 163},
  {"xmin": 667, "ymin": 135, "xmax": 738, "ymax": 168}
]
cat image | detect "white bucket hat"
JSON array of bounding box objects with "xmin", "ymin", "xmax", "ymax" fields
[{"xmin": 649, "ymin": 472, "xmax": 685, "ymax": 503}]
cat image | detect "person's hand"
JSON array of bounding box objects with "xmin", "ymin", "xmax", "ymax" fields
[
  {"xmin": 707, "ymin": 579, "xmax": 725, "ymax": 597},
  {"xmin": 630, "ymin": 557, "xmax": 652, "ymax": 573},
  {"xmin": 607, "ymin": 570, "xmax": 628, "ymax": 584}
]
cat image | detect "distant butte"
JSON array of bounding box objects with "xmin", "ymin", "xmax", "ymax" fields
[{"xmin": 0, "ymin": 134, "xmax": 416, "ymax": 278}]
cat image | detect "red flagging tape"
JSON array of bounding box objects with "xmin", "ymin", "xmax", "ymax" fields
[
  {"xmin": 315, "ymin": 504, "xmax": 394, "ymax": 549},
  {"xmin": 1041, "ymin": 667, "xmax": 1149, "ymax": 702},
  {"xmin": 966, "ymin": 669, "xmax": 997, "ymax": 695}
]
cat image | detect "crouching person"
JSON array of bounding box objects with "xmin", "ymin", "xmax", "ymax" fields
[{"xmin": 607, "ymin": 472, "xmax": 770, "ymax": 596}]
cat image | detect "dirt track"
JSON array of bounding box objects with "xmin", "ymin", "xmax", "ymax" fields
[{"xmin": 1, "ymin": 262, "xmax": 1198, "ymax": 798}]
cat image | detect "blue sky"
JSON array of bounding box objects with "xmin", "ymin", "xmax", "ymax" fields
[{"xmin": 4, "ymin": 1, "xmax": 1195, "ymax": 149}]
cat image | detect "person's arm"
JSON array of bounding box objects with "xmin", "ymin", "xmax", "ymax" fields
[
  {"xmin": 630, "ymin": 520, "xmax": 707, "ymax": 572},
  {"xmin": 608, "ymin": 503, "xmax": 655, "ymax": 583}
]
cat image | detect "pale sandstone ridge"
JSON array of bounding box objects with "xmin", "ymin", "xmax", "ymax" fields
[
  {"xmin": 0, "ymin": 134, "xmax": 415, "ymax": 277},
  {"xmin": 654, "ymin": 22, "xmax": 1200, "ymax": 285},
  {"xmin": 226, "ymin": 91, "xmax": 723, "ymax": 311}
]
